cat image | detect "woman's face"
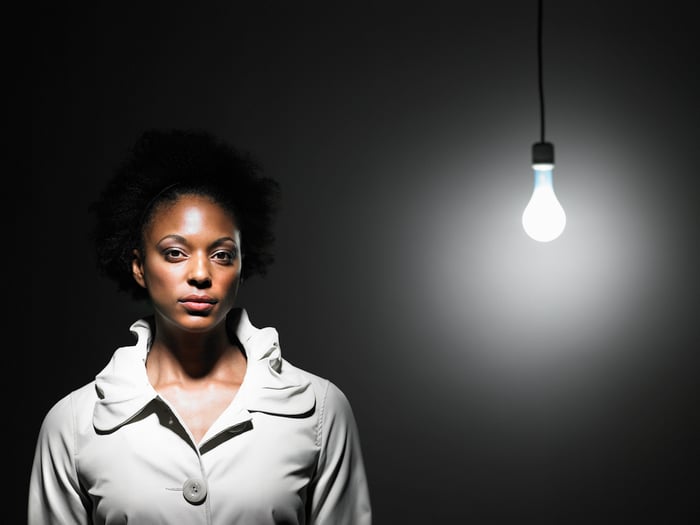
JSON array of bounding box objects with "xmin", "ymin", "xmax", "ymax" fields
[{"xmin": 132, "ymin": 194, "xmax": 241, "ymax": 334}]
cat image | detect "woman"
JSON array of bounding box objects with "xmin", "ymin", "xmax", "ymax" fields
[{"xmin": 28, "ymin": 129, "xmax": 372, "ymax": 524}]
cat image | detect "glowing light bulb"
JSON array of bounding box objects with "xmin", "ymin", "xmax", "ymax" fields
[{"xmin": 522, "ymin": 142, "xmax": 566, "ymax": 242}]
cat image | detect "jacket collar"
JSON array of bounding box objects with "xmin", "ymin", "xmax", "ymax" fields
[{"xmin": 93, "ymin": 308, "xmax": 315, "ymax": 433}]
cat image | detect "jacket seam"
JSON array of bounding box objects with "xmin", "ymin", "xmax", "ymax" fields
[{"xmin": 315, "ymin": 379, "xmax": 330, "ymax": 449}]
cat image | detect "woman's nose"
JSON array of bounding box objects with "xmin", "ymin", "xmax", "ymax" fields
[{"xmin": 187, "ymin": 254, "xmax": 212, "ymax": 286}]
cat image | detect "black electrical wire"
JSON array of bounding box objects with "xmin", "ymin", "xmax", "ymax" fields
[{"xmin": 537, "ymin": 0, "xmax": 546, "ymax": 143}]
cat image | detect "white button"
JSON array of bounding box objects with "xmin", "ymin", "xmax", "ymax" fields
[{"xmin": 182, "ymin": 477, "xmax": 207, "ymax": 504}]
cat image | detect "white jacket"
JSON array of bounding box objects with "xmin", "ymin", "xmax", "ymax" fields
[{"xmin": 29, "ymin": 309, "xmax": 371, "ymax": 524}]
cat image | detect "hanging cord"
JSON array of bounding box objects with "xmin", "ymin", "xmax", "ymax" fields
[{"xmin": 537, "ymin": 0, "xmax": 546, "ymax": 143}]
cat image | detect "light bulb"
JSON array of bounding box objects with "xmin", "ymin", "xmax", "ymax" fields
[{"xmin": 522, "ymin": 142, "xmax": 566, "ymax": 242}]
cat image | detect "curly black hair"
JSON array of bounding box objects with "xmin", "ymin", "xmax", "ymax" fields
[{"xmin": 89, "ymin": 128, "xmax": 281, "ymax": 301}]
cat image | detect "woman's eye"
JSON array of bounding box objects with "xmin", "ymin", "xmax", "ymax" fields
[
  {"xmin": 163, "ymin": 248, "xmax": 187, "ymax": 261},
  {"xmin": 212, "ymin": 250, "xmax": 236, "ymax": 264}
]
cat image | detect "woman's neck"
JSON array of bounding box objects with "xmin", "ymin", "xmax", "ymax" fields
[{"xmin": 146, "ymin": 318, "xmax": 245, "ymax": 385}]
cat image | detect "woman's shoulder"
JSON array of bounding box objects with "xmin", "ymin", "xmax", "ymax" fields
[
  {"xmin": 282, "ymin": 360, "xmax": 358, "ymax": 420},
  {"xmin": 38, "ymin": 381, "xmax": 99, "ymax": 434}
]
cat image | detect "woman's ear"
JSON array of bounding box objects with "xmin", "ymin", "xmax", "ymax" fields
[{"xmin": 132, "ymin": 249, "xmax": 147, "ymax": 288}]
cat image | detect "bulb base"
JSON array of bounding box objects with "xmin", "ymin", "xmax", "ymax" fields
[{"xmin": 532, "ymin": 142, "xmax": 554, "ymax": 166}]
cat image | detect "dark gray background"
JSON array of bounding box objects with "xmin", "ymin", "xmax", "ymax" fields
[{"xmin": 28, "ymin": 1, "xmax": 698, "ymax": 523}]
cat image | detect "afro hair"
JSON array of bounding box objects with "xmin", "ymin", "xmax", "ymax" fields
[{"xmin": 89, "ymin": 128, "xmax": 280, "ymax": 301}]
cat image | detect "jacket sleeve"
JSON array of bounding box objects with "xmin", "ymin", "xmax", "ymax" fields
[
  {"xmin": 309, "ymin": 381, "xmax": 372, "ymax": 525},
  {"xmin": 28, "ymin": 394, "xmax": 90, "ymax": 525}
]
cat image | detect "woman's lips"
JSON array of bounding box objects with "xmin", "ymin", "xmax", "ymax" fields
[
  {"xmin": 180, "ymin": 301, "xmax": 216, "ymax": 313},
  {"xmin": 179, "ymin": 296, "xmax": 217, "ymax": 313}
]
